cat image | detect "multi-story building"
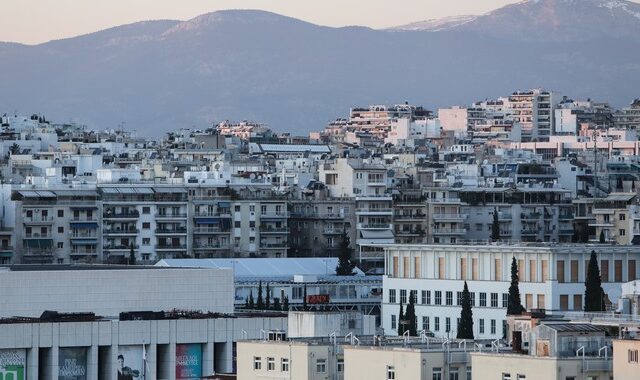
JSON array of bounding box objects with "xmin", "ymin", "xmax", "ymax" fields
[
  {"xmin": 615, "ymin": 99, "xmax": 640, "ymax": 130},
  {"xmin": 382, "ymin": 244, "xmax": 640, "ymax": 339},
  {"xmin": 232, "ymin": 199, "xmax": 289, "ymax": 258},
  {"xmin": 588, "ymin": 192, "xmax": 640, "ymax": 244},
  {"xmin": 393, "ymin": 189, "xmax": 428, "ymax": 244},
  {"xmin": 509, "ymin": 89, "xmax": 557, "ymax": 142},
  {"xmin": 613, "ymin": 338, "xmax": 640, "ymax": 380}
]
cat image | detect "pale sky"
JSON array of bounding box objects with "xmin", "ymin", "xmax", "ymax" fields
[{"xmin": 2, "ymin": 0, "xmax": 535, "ymax": 45}]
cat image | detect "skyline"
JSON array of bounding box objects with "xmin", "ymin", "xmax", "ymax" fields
[{"xmin": 0, "ymin": 0, "xmax": 567, "ymax": 45}]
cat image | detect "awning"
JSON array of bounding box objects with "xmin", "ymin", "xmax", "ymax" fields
[
  {"xmin": 218, "ymin": 201, "xmax": 231, "ymax": 207},
  {"xmin": 71, "ymin": 240, "xmax": 98, "ymax": 246},
  {"xmin": 154, "ymin": 187, "xmax": 188, "ymax": 194},
  {"xmin": 69, "ymin": 222, "xmax": 99, "ymax": 228},
  {"xmin": 195, "ymin": 218, "xmax": 220, "ymax": 225},
  {"xmin": 360, "ymin": 230, "xmax": 395, "ymax": 239},
  {"xmin": 23, "ymin": 239, "xmax": 53, "ymax": 248}
]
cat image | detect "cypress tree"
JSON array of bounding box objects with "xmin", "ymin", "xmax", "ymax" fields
[
  {"xmin": 128, "ymin": 244, "xmax": 136, "ymax": 265},
  {"xmin": 336, "ymin": 230, "xmax": 356, "ymax": 275},
  {"xmin": 405, "ymin": 291, "xmax": 418, "ymax": 336},
  {"xmin": 398, "ymin": 301, "xmax": 405, "ymax": 336},
  {"xmin": 265, "ymin": 283, "xmax": 271, "ymax": 309},
  {"xmin": 585, "ymin": 250, "xmax": 605, "ymax": 312},
  {"xmin": 302, "ymin": 284, "xmax": 308, "ymax": 311},
  {"xmin": 491, "ymin": 208, "xmax": 500, "ymax": 242},
  {"xmin": 456, "ymin": 281, "xmax": 474, "ymax": 339},
  {"xmin": 248, "ymin": 290, "xmax": 255, "ymax": 309},
  {"xmin": 507, "ymin": 257, "xmax": 525, "ymax": 315},
  {"xmin": 257, "ymin": 281, "xmax": 264, "ymax": 310},
  {"xmin": 245, "ymin": 297, "xmax": 249, "ymax": 309},
  {"xmin": 283, "ymin": 296, "xmax": 289, "ymax": 311},
  {"xmin": 273, "ymin": 297, "xmax": 281, "ymax": 311},
  {"xmin": 599, "ymin": 230, "xmax": 606, "ymax": 243}
]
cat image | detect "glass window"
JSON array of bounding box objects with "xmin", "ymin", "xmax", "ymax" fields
[
  {"xmin": 445, "ymin": 317, "xmax": 451, "ymax": 332},
  {"xmin": 142, "ymin": 207, "xmax": 150, "ymax": 214},
  {"xmin": 337, "ymin": 358, "xmax": 343, "ymax": 373},
  {"xmin": 480, "ymin": 293, "xmax": 487, "ymax": 307},
  {"xmin": 446, "ymin": 291, "xmax": 453, "ymax": 306},
  {"xmin": 479, "ymin": 319, "xmax": 485, "ymax": 334},
  {"xmin": 58, "ymin": 210, "xmax": 64, "ymax": 217},
  {"xmin": 267, "ymin": 357, "xmax": 275, "ymax": 371},
  {"xmin": 389, "ymin": 289, "xmax": 396, "ymax": 303},
  {"xmin": 433, "ymin": 367, "xmax": 443, "ymax": 380},
  {"xmin": 491, "ymin": 293, "xmax": 498, "ymax": 307},
  {"xmin": 387, "ymin": 366, "xmax": 396, "ymax": 380},
  {"xmin": 502, "ymin": 374, "xmax": 511, "ymax": 380},
  {"xmin": 434, "ymin": 317, "xmax": 440, "ymax": 331},
  {"xmin": 316, "ymin": 359, "xmax": 326, "ymax": 373},
  {"xmin": 391, "ymin": 315, "xmax": 397, "ymax": 329},
  {"xmin": 422, "ymin": 290, "xmax": 427, "ymax": 304},
  {"xmin": 456, "ymin": 291, "xmax": 463, "ymax": 306},
  {"xmin": 253, "ymin": 357, "xmax": 261, "ymax": 370},
  {"xmin": 422, "ymin": 316, "xmax": 430, "ymax": 332},
  {"xmin": 281, "ymin": 358, "xmax": 289, "ymax": 372},
  {"xmin": 491, "ymin": 319, "xmax": 497, "ymax": 335},
  {"xmin": 449, "ymin": 369, "xmax": 459, "ymax": 380},
  {"xmin": 435, "ymin": 291, "xmax": 442, "ymax": 305},
  {"xmin": 502, "ymin": 293, "xmax": 509, "ymax": 308},
  {"xmin": 400, "ymin": 289, "xmax": 407, "ymax": 304}
]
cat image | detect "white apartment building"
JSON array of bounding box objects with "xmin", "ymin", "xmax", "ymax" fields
[
  {"xmin": 508, "ymin": 89, "xmax": 558, "ymax": 142},
  {"xmin": 382, "ymin": 244, "xmax": 640, "ymax": 340}
]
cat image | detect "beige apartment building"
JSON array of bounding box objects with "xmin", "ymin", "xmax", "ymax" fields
[{"xmin": 613, "ymin": 339, "xmax": 640, "ymax": 380}]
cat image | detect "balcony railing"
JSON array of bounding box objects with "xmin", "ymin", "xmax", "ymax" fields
[
  {"xmin": 193, "ymin": 227, "xmax": 230, "ymax": 234},
  {"xmin": 155, "ymin": 244, "xmax": 187, "ymax": 250},
  {"xmin": 103, "ymin": 244, "xmax": 139, "ymax": 250},
  {"xmin": 23, "ymin": 216, "xmax": 54, "ymax": 223},
  {"xmin": 155, "ymin": 227, "xmax": 187, "ymax": 234},
  {"xmin": 103, "ymin": 210, "xmax": 140, "ymax": 218},
  {"xmin": 24, "ymin": 233, "xmax": 53, "ymax": 239},
  {"xmin": 155, "ymin": 213, "xmax": 187, "ymax": 219},
  {"xmin": 260, "ymin": 213, "xmax": 288, "ymax": 218}
]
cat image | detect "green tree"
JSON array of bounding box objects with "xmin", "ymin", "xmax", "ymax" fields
[
  {"xmin": 491, "ymin": 207, "xmax": 500, "ymax": 242},
  {"xmin": 456, "ymin": 281, "xmax": 474, "ymax": 339},
  {"xmin": 248, "ymin": 290, "xmax": 255, "ymax": 309},
  {"xmin": 405, "ymin": 291, "xmax": 417, "ymax": 336},
  {"xmin": 585, "ymin": 250, "xmax": 606, "ymax": 312},
  {"xmin": 283, "ymin": 296, "xmax": 289, "ymax": 311},
  {"xmin": 398, "ymin": 301, "xmax": 405, "ymax": 336},
  {"xmin": 507, "ymin": 257, "xmax": 525, "ymax": 315},
  {"xmin": 599, "ymin": 230, "xmax": 606, "ymax": 243},
  {"xmin": 302, "ymin": 284, "xmax": 308, "ymax": 311},
  {"xmin": 8, "ymin": 143, "xmax": 20, "ymax": 155},
  {"xmin": 272, "ymin": 297, "xmax": 281, "ymax": 311},
  {"xmin": 265, "ymin": 283, "xmax": 271, "ymax": 309},
  {"xmin": 257, "ymin": 281, "xmax": 264, "ymax": 310},
  {"xmin": 335, "ymin": 230, "xmax": 356, "ymax": 275},
  {"xmin": 245, "ymin": 296, "xmax": 249, "ymax": 309},
  {"xmin": 128, "ymin": 244, "xmax": 136, "ymax": 265}
]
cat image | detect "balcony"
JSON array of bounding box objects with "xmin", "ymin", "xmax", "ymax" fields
[
  {"xmin": 260, "ymin": 243, "xmax": 288, "ymax": 249},
  {"xmin": 261, "ymin": 227, "xmax": 289, "ymax": 234},
  {"xmin": 103, "ymin": 228, "xmax": 139, "ymax": 236},
  {"xmin": 193, "ymin": 227, "xmax": 230, "ymax": 234},
  {"xmin": 155, "ymin": 244, "xmax": 187, "ymax": 250},
  {"xmin": 155, "ymin": 227, "xmax": 187, "ymax": 235},
  {"xmin": 193, "ymin": 244, "xmax": 230, "ymax": 250},
  {"xmin": 521, "ymin": 230, "xmax": 539, "ymax": 236},
  {"xmin": 432, "ymin": 213, "xmax": 467, "ymax": 221},
  {"xmin": 323, "ymin": 228, "xmax": 343, "ymax": 235},
  {"xmin": 70, "ymin": 217, "xmax": 99, "ymax": 222},
  {"xmin": 103, "ymin": 210, "xmax": 139, "ymax": 219},
  {"xmin": 24, "ymin": 233, "xmax": 53, "ymax": 239},
  {"xmin": 70, "ymin": 233, "xmax": 98, "ymax": 239},
  {"xmin": 260, "ymin": 213, "xmax": 288, "ymax": 219},
  {"xmin": 155, "ymin": 212, "xmax": 187, "ymax": 219},
  {"xmin": 356, "ymin": 208, "xmax": 393, "ymax": 215},
  {"xmin": 558, "ymin": 213, "xmax": 574, "ymax": 220},
  {"xmin": 357, "ymin": 223, "xmax": 392, "ymax": 230},
  {"xmin": 432, "ymin": 228, "xmax": 466, "ymax": 235},
  {"xmin": 22, "ymin": 216, "xmax": 54, "ymax": 224},
  {"xmin": 103, "ymin": 244, "xmax": 138, "ymax": 251},
  {"xmin": 70, "ymin": 249, "xmax": 98, "ymax": 256}
]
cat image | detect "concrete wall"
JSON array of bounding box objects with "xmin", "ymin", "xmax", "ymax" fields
[
  {"xmin": 613, "ymin": 339, "xmax": 640, "ymax": 380},
  {"xmin": 0, "ymin": 268, "xmax": 234, "ymax": 317}
]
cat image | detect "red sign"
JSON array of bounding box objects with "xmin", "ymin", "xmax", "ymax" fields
[{"xmin": 306, "ymin": 294, "xmax": 330, "ymax": 304}]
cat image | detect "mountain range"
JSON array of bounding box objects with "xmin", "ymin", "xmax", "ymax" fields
[{"xmin": 1, "ymin": 0, "xmax": 639, "ymax": 135}]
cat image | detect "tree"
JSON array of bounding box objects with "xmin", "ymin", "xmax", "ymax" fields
[
  {"xmin": 8, "ymin": 143, "xmax": 20, "ymax": 155},
  {"xmin": 265, "ymin": 283, "xmax": 271, "ymax": 310},
  {"xmin": 248, "ymin": 290, "xmax": 255, "ymax": 309},
  {"xmin": 257, "ymin": 281, "xmax": 264, "ymax": 310},
  {"xmin": 302, "ymin": 284, "xmax": 308, "ymax": 311},
  {"xmin": 599, "ymin": 230, "xmax": 606, "ymax": 243},
  {"xmin": 456, "ymin": 281, "xmax": 474, "ymax": 339},
  {"xmin": 272, "ymin": 297, "xmax": 281, "ymax": 311},
  {"xmin": 585, "ymin": 250, "xmax": 606, "ymax": 312},
  {"xmin": 335, "ymin": 230, "xmax": 356, "ymax": 275},
  {"xmin": 245, "ymin": 297, "xmax": 249, "ymax": 309},
  {"xmin": 491, "ymin": 207, "xmax": 500, "ymax": 242},
  {"xmin": 398, "ymin": 301, "xmax": 405, "ymax": 336},
  {"xmin": 128, "ymin": 244, "xmax": 136, "ymax": 265},
  {"xmin": 405, "ymin": 291, "xmax": 418, "ymax": 336},
  {"xmin": 507, "ymin": 257, "xmax": 525, "ymax": 315},
  {"xmin": 283, "ymin": 296, "xmax": 289, "ymax": 311}
]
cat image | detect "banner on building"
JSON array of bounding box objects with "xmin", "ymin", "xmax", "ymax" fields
[
  {"xmin": 117, "ymin": 346, "xmax": 143, "ymax": 380},
  {"xmin": 175, "ymin": 344, "xmax": 202, "ymax": 380},
  {"xmin": 307, "ymin": 294, "xmax": 330, "ymax": 304},
  {"xmin": 58, "ymin": 348, "xmax": 87, "ymax": 380},
  {"xmin": 0, "ymin": 349, "xmax": 26, "ymax": 380}
]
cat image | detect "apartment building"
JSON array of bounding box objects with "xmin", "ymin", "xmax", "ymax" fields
[
  {"xmin": 232, "ymin": 199, "xmax": 289, "ymax": 258},
  {"xmin": 613, "ymin": 338, "xmax": 640, "ymax": 380},
  {"xmin": 382, "ymin": 244, "xmax": 640, "ymax": 339},
  {"xmin": 614, "ymin": 99, "xmax": 640, "ymax": 130},
  {"xmin": 509, "ymin": 89, "xmax": 558, "ymax": 142},
  {"xmin": 393, "ymin": 189, "xmax": 428, "ymax": 244},
  {"xmin": 587, "ymin": 193, "xmax": 640, "ymax": 244}
]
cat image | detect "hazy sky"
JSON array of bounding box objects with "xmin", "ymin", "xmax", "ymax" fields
[{"xmin": 2, "ymin": 0, "xmax": 536, "ymax": 45}]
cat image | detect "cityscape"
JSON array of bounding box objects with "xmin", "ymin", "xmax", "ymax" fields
[{"xmin": 2, "ymin": 0, "xmax": 640, "ymax": 380}]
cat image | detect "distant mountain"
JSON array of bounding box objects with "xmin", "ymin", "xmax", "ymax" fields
[
  {"xmin": 391, "ymin": 0, "xmax": 640, "ymax": 41},
  {"xmin": 0, "ymin": 3, "xmax": 639, "ymax": 135}
]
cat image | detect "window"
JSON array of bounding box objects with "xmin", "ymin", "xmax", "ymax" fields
[
  {"xmin": 479, "ymin": 292, "xmax": 487, "ymax": 307},
  {"xmin": 337, "ymin": 358, "xmax": 343, "ymax": 372},
  {"xmin": 142, "ymin": 238, "xmax": 150, "ymax": 245},
  {"xmin": 435, "ymin": 291, "xmax": 442, "ymax": 305},
  {"xmin": 253, "ymin": 357, "xmax": 261, "ymax": 370},
  {"xmin": 446, "ymin": 291, "xmax": 453, "ymax": 305},
  {"xmin": 58, "ymin": 227, "xmax": 64, "ymax": 234},
  {"xmin": 234, "ymin": 221, "xmax": 241, "ymax": 228},
  {"xmin": 387, "ymin": 366, "xmax": 396, "ymax": 380},
  {"xmin": 479, "ymin": 319, "xmax": 485, "ymax": 334},
  {"xmin": 142, "ymin": 222, "xmax": 150, "ymax": 229},
  {"xmin": 316, "ymin": 359, "xmax": 326, "ymax": 373},
  {"xmin": 457, "ymin": 291, "xmax": 463, "ymax": 306},
  {"xmin": 491, "ymin": 293, "xmax": 498, "ymax": 307},
  {"xmin": 503, "ymin": 293, "xmax": 509, "ymax": 308},
  {"xmin": 449, "ymin": 369, "xmax": 459, "ymax": 380},
  {"xmin": 142, "ymin": 207, "xmax": 151, "ymax": 214},
  {"xmin": 620, "ymin": 213, "xmax": 626, "ymax": 221},
  {"xmin": 491, "ymin": 319, "xmax": 497, "ymax": 335},
  {"xmin": 628, "ymin": 349, "xmax": 639, "ymax": 363},
  {"xmin": 400, "ymin": 289, "xmax": 407, "ymax": 304},
  {"xmin": 391, "ymin": 315, "xmax": 397, "ymax": 329},
  {"xmin": 389, "ymin": 289, "xmax": 397, "ymax": 303},
  {"xmin": 57, "ymin": 242, "xmax": 63, "ymax": 249},
  {"xmin": 434, "ymin": 317, "xmax": 440, "ymax": 331},
  {"xmin": 557, "ymin": 260, "xmax": 565, "ymax": 283},
  {"xmin": 249, "ymin": 221, "xmax": 255, "ymax": 228},
  {"xmin": 560, "ymin": 295, "xmax": 569, "ymax": 310},
  {"xmin": 426, "ymin": 290, "xmax": 431, "ymax": 304},
  {"xmin": 58, "ymin": 210, "xmax": 64, "ymax": 217},
  {"xmin": 422, "ymin": 316, "xmax": 430, "ymax": 332},
  {"xmin": 502, "ymin": 373, "xmax": 511, "ymax": 380},
  {"xmin": 445, "ymin": 317, "xmax": 451, "ymax": 332},
  {"xmin": 466, "ymin": 367, "xmax": 472, "ymax": 380},
  {"xmin": 615, "ymin": 260, "xmax": 623, "ymax": 282},
  {"xmin": 267, "ymin": 357, "xmax": 275, "ymax": 371},
  {"xmin": 433, "ymin": 367, "xmax": 443, "ymax": 380},
  {"xmin": 620, "ymin": 229, "xmax": 626, "ymax": 236},
  {"xmin": 470, "ymin": 292, "xmax": 475, "ymax": 306},
  {"xmin": 517, "ymin": 375, "xmax": 526, "ymax": 380}
]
